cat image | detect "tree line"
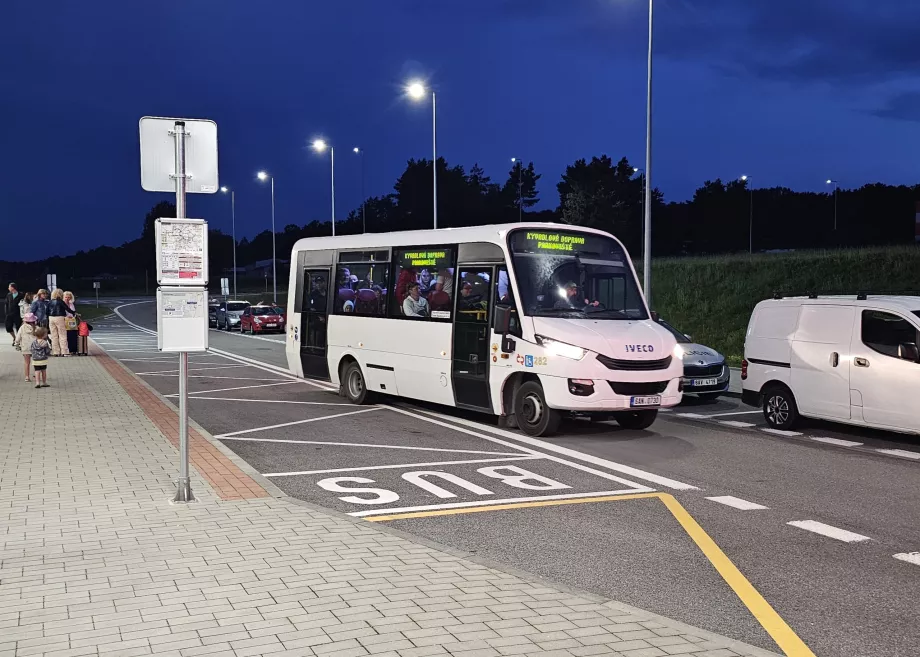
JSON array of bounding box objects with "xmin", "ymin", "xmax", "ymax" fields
[{"xmin": 3, "ymin": 155, "xmax": 918, "ymax": 293}]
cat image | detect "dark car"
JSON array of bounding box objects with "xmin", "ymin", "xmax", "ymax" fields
[
  {"xmin": 658, "ymin": 318, "xmax": 730, "ymax": 399},
  {"xmin": 208, "ymin": 301, "xmax": 220, "ymax": 328}
]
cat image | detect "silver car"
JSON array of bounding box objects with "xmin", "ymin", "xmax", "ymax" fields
[
  {"xmin": 658, "ymin": 318, "xmax": 730, "ymax": 399},
  {"xmin": 216, "ymin": 300, "xmax": 250, "ymax": 330}
]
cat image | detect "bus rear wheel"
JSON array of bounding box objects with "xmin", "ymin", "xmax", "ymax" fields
[
  {"xmin": 613, "ymin": 410, "xmax": 658, "ymax": 430},
  {"xmin": 342, "ymin": 361, "xmax": 372, "ymax": 405},
  {"xmin": 513, "ymin": 381, "xmax": 561, "ymax": 437}
]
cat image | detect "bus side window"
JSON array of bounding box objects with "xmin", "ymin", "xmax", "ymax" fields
[{"xmin": 495, "ymin": 267, "xmax": 521, "ymax": 337}]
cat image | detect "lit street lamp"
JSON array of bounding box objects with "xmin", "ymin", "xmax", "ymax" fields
[
  {"xmin": 220, "ymin": 186, "xmax": 237, "ymax": 299},
  {"xmin": 826, "ymin": 179, "xmax": 838, "ymax": 231},
  {"xmin": 741, "ymin": 175, "xmax": 753, "ymax": 254},
  {"xmin": 511, "ymin": 158, "xmax": 523, "ymax": 222},
  {"xmin": 355, "ymin": 147, "xmax": 366, "ymax": 233},
  {"xmin": 406, "ymin": 80, "xmax": 437, "ymax": 229},
  {"xmin": 312, "ymin": 139, "xmax": 336, "ymax": 236},
  {"xmin": 256, "ymin": 171, "xmax": 277, "ymax": 303}
]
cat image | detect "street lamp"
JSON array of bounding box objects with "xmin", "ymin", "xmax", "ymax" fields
[
  {"xmin": 642, "ymin": 0, "xmax": 654, "ymax": 305},
  {"xmin": 826, "ymin": 179, "xmax": 838, "ymax": 231},
  {"xmin": 633, "ymin": 167, "xmax": 645, "ymax": 238},
  {"xmin": 256, "ymin": 171, "xmax": 277, "ymax": 303},
  {"xmin": 511, "ymin": 158, "xmax": 523, "ymax": 222},
  {"xmin": 406, "ymin": 79, "xmax": 437, "ymax": 229},
  {"xmin": 741, "ymin": 175, "xmax": 753, "ymax": 254},
  {"xmin": 354, "ymin": 147, "xmax": 366, "ymax": 233},
  {"xmin": 220, "ymin": 186, "xmax": 237, "ymax": 299},
  {"xmin": 312, "ymin": 139, "xmax": 336, "ymax": 236}
]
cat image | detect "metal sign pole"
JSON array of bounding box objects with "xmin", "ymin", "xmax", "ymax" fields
[{"xmin": 172, "ymin": 121, "xmax": 194, "ymax": 504}]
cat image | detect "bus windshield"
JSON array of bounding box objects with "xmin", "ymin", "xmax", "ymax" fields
[{"xmin": 508, "ymin": 229, "xmax": 648, "ymax": 320}]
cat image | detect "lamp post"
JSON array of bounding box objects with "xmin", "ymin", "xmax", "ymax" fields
[
  {"xmin": 220, "ymin": 186, "xmax": 237, "ymax": 299},
  {"xmin": 511, "ymin": 158, "xmax": 523, "ymax": 221},
  {"xmin": 642, "ymin": 0, "xmax": 654, "ymax": 305},
  {"xmin": 407, "ymin": 80, "xmax": 437, "ymax": 229},
  {"xmin": 354, "ymin": 147, "xmax": 366, "ymax": 233},
  {"xmin": 312, "ymin": 139, "xmax": 335, "ymax": 236},
  {"xmin": 826, "ymin": 179, "xmax": 838, "ymax": 232},
  {"xmin": 741, "ymin": 175, "xmax": 753, "ymax": 254},
  {"xmin": 633, "ymin": 167, "xmax": 645, "ymax": 245},
  {"xmin": 256, "ymin": 171, "xmax": 277, "ymax": 303}
]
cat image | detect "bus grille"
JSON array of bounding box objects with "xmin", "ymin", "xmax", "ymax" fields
[
  {"xmin": 597, "ymin": 354, "xmax": 672, "ymax": 371},
  {"xmin": 609, "ymin": 381, "xmax": 669, "ymax": 395}
]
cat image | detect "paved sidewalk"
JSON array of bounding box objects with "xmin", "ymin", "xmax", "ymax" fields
[{"xmin": 0, "ymin": 345, "xmax": 778, "ymax": 657}]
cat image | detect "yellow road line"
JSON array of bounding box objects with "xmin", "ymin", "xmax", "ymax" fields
[{"xmin": 367, "ymin": 491, "xmax": 816, "ymax": 657}]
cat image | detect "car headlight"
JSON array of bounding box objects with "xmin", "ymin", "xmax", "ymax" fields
[
  {"xmin": 253, "ymin": 316, "xmax": 261, "ymax": 323},
  {"xmin": 535, "ymin": 335, "xmax": 587, "ymax": 361},
  {"xmin": 673, "ymin": 344, "xmax": 685, "ymax": 359}
]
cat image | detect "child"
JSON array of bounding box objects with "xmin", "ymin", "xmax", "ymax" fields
[
  {"xmin": 77, "ymin": 316, "xmax": 92, "ymax": 356},
  {"xmin": 13, "ymin": 312, "xmax": 37, "ymax": 382},
  {"xmin": 30, "ymin": 326, "xmax": 52, "ymax": 389}
]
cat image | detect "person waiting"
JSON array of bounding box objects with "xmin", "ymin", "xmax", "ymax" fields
[{"xmin": 402, "ymin": 282, "xmax": 429, "ymax": 318}]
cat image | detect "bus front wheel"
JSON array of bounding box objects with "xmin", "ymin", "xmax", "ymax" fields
[
  {"xmin": 514, "ymin": 381, "xmax": 561, "ymax": 437},
  {"xmin": 342, "ymin": 361, "xmax": 372, "ymax": 405}
]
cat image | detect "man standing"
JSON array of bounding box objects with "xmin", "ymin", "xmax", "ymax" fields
[{"xmin": 5, "ymin": 283, "xmax": 23, "ymax": 345}]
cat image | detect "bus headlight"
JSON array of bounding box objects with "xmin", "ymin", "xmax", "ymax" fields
[{"xmin": 535, "ymin": 335, "xmax": 587, "ymax": 361}]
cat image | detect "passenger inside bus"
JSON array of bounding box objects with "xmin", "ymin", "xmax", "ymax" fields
[
  {"xmin": 402, "ymin": 282, "xmax": 429, "ymax": 318},
  {"xmin": 435, "ymin": 268, "xmax": 454, "ymax": 297}
]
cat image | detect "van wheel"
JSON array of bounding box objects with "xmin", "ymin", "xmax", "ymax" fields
[
  {"xmin": 763, "ymin": 384, "xmax": 798, "ymax": 430},
  {"xmin": 514, "ymin": 381, "xmax": 560, "ymax": 437},
  {"xmin": 342, "ymin": 361, "xmax": 372, "ymax": 405},
  {"xmin": 613, "ymin": 410, "xmax": 658, "ymax": 430}
]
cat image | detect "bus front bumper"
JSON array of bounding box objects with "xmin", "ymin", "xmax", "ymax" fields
[{"xmin": 541, "ymin": 375, "xmax": 682, "ymax": 412}]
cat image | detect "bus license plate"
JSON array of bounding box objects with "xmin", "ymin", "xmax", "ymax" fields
[
  {"xmin": 630, "ymin": 395, "xmax": 661, "ymax": 407},
  {"xmin": 692, "ymin": 378, "xmax": 718, "ymax": 387}
]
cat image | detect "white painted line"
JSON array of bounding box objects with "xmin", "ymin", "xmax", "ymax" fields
[
  {"xmin": 702, "ymin": 410, "xmax": 762, "ymax": 418},
  {"xmin": 142, "ymin": 374, "xmax": 288, "ymax": 382},
  {"xmin": 264, "ymin": 455, "xmax": 542, "ymax": 478},
  {"xmin": 705, "ymin": 496, "xmax": 769, "ymax": 511},
  {"xmin": 185, "ymin": 396, "xmax": 354, "ymax": 406},
  {"xmin": 761, "ymin": 428, "xmax": 803, "ymax": 437},
  {"xmin": 218, "ymin": 436, "xmax": 525, "ymax": 456},
  {"xmin": 350, "ymin": 489, "xmax": 647, "ymax": 518},
  {"xmin": 893, "ymin": 552, "xmax": 920, "ymax": 566},
  {"xmin": 718, "ymin": 421, "xmax": 756, "ymax": 428},
  {"xmin": 676, "ymin": 413, "xmax": 709, "ymax": 419},
  {"xmin": 215, "ymin": 407, "xmax": 381, "ymax": 438},
  {"xmin": 876, "ymin": 449, "xmax": 920, "ymax": 460},
  {"xmin": 787, "ymin": 520, "xmax": 871, "ymax": 543},
  {"xmin": 658, "ymin": 408, "xmax": 672, "ymax": 413},
  {"xmin": 209, "ymin": 328, "xmax": 286, "ymax": 344},
  {"xmin": 811, "ymin": 437, "xmax": 864, "ymax": 447},
  {"xmin": 144, "ymin": 365, "xmax": 254, "ymax": 375},
  {"xmin": 395, "ymin": 406, "xmax": 693, "ymax": 491},
  {"xmin": 173, "ymin": 381, "xmax": 300, "ymax": 396}
]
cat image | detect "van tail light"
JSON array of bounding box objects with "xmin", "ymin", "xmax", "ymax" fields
[{"xmin": 741, "ymin": 359, "xmax": 748, "ymax": 380}]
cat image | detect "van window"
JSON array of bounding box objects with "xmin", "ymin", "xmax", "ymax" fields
[
  {"xmin": 795, "ymin": 305, "xmax": 854, "ymax": 344},
  {"xmin": 861, "ymin": 310, "xmax": 919, "ymax": 358}
]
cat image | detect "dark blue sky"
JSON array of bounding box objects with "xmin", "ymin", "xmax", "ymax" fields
[{"xmin": 4, "ymin": 0, "xmax": 920, "ymax": 261}]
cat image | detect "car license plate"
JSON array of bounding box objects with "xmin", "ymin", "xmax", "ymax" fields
[
  {"xmin": 692, "ymin": 378, "xmax": 718, "ymax": 387},
  {"xmin": 265, "ymin": 323, "xmax": 276, "ymax": 328},
  {"xmin": 630, "ymin": 395, "xmax": 661, "ymax": 407}
]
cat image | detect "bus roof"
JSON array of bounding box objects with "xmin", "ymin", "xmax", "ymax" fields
[{"xmin": 290, "ymin": 222, "xmax": 618, "ymax": 254}]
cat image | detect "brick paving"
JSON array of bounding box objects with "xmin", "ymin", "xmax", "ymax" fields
[{"xmin": 0, "ymin": 344, "xmax": 779, "ymax": 657}]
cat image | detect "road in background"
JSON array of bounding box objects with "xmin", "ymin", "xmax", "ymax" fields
[{"xmin": 94, "ymin": 301, "xmax": 920, "ymax": 657}]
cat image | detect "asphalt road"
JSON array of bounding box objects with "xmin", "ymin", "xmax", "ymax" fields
[{"xmin": 93, "ymin": 300, "xmax": 920, "ymax": 657}]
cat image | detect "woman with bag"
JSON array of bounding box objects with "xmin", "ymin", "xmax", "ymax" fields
[
  {"xmin": 30, "ymin": 289, "xmax": 51, "ymax": 329},
  {"xmin": 48, "ymin": 289, "xmax": 70, "ymax": 356},
  {"xmin": 63, "ymin": 291, "xmax": 79, "ymax": 356}
]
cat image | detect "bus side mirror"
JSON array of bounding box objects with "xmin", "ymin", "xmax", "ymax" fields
[{"xmin": 493, "ymin": 305, "xmax": 512, "ymax": 335}]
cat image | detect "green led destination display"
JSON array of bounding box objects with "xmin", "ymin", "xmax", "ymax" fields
[
  {"xmin": 521, "ymin": 232, "xmax": 586, "ymax": 252},
  {"xmin": 402, "ymin": 250, "xmax": 447, "ymax": 267}
]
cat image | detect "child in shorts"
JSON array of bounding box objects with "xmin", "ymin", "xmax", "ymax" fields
[{"xmin": 30, "ymin": 326, "xmax": 52, "ymax": 388}]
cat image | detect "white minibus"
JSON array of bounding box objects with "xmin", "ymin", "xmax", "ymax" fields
[{"xmin": 285, "ymin": 223, "xmax": 683, "ymax": 436}]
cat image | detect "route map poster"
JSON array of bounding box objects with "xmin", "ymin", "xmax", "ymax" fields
[{"xmin": 155, "ymin": 218, "xmax": 209, "ymax": 286}]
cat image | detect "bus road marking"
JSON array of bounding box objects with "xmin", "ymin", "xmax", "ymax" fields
[
  {"xmin": 217, "ymin": 436, "xmax": 524, "ymax": 456},
  {"xmin": 215, "ymin": 407, "xmax": 381, "ymax": 438}
]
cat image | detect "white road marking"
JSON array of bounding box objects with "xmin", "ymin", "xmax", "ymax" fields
[
  {"xmin": 702, "ymin": 410, "xmax": 762, "ymax": 418},
  {"xmin": 811, "ymin": 437, "xmax": 863, "ymax": 447},
  {"xmin": 787, "ymin": 520, "xmax": 871, "ymax": 543},
  {"xmin": 185, "ymin": 396, "xmax": 352, "ymax": 406},
  {"xmin": 142, "ymin": 374, "xmax": 288, "ymax": 382},
  {"xmin": 761, "ymin": 428, "xmax": 803, "ymax": 437},
  {"xmin": 209, "ymin": 328, "xmax": 286, "ymax": 344},
  {"xmin": 719, "ymin": 421, "xmax": 756, "ymax": 428},
  {"xmin": 215, "ymin": 407, "xmax": 381, "ymax": 438},
  {"xmin": 398, "ymin": 407, "xmax": 695, "ymax": 491},
  {"xmin": 207, "ymin": 347, "xmax": 338, "ymax": 392},
  {"xmin": 145, "ymin": 365, "xmax": 254, "ymax": 375},
  {"xmin": 893, "ymin": 552, "xmax": 920, "ymax": 566},
  {"xmin": 350, "ymin": 489, "xmax": 649, "ymax": 517},
  {"xmin": 705, "ymin": 496, "xmax": 769, "ymax": 511},
  {"xmin": 179, "ymin": 381, "xmax": 300, "ymax": 396},
  {"xmin": 676, "ymin": 413, "xmax": 709, "ymax": 419},
  {"xmin": 876, "ymin": 449, "xmax": 920, "ymax": 460},
  {"xmin": 264, "ymin": 455, "xmax": 542, "ymax": 478},
  {"xmin": 218, "ymin": 436, "xmax": 525, "ymax": 456}
]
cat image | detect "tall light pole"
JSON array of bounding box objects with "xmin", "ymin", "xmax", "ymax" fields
[
  {"xmin": 355, "ymin": 147, "xmax": 366, "ymax": 233},
  {"xmin": 741, "ymin": 175, "xmax": 753, "ymax": 254},
  {"xmin": 643, "ymin": 0, "xmax": 654, "ymax": 306},
  {"xmin": 257, "ymin": 171, "xmax": 277, "ymax": 303},
  {"xmin": 633, "ymin": 167, "xmax": 645, "ymax": 245},
  {"xmin": 826, "ymin": 179, "xmax": 838, "ymax": 232},
  {"xmin": 220, "ymin": 186, "xmax": 237, "ymax": 299},
  {"xmin": 511, "ymin": 157, "xmax": 523, "ymax": 221},
  {"xmin": 407, "ymin": 81, "xmax": 437, "ymax": 229},
  {"xmin": 312, "ymin": 139, "xmax": 335, "ymax": 236}
]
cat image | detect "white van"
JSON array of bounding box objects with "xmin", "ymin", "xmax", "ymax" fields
[{"xmin": 741, "ymin": 295, "xmax": 920, "ymax": 434}]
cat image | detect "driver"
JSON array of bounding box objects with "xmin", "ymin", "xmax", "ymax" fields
[{"xmin": 554, "ymin": 281, "xmax": 599, "ymax": 309}]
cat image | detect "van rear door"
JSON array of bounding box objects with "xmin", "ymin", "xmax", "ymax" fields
[{"xmin": 790, "ymin": 304, "xmax": 854, "ymax": 420}]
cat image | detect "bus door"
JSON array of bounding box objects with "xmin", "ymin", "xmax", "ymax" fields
[
  {"xmin": 300, "ymin": 268, "xmax": 330, "ymax": 380},
  {"xmin": 451, "ymin": 266, "xmax": 494, "ymax": 410}
]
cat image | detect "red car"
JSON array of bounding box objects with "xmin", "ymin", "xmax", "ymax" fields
[{"xmin": 239, "ymin": 305, "xmax": 285, "ymax": 334}]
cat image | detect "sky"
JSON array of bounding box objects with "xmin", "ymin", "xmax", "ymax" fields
[{"xmin": 3, "ymin": 0, "xmax": 920, "ymax": 262}]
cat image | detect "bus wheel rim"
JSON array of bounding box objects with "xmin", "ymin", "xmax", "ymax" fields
[
  {"xmin": 348, "ymin": 370, "xmax": 363, "ymax": 398},
  {"xmin": 522, "ymin": 393, "xmax": 543, "ymax": 425}
]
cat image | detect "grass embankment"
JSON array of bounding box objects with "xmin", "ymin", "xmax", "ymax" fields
[
  {"xmin": 75, "ymin": 304, "xmax": 114, "ymax": 322},
  {"xmin": 648, "ymin": 246, "xmax": 920, "ymax": 366}
]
